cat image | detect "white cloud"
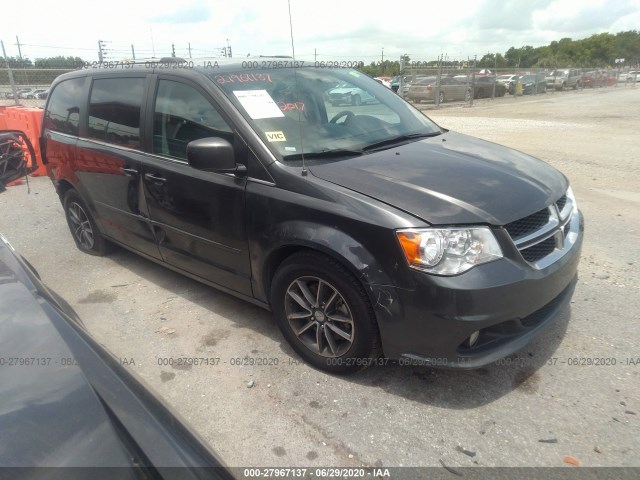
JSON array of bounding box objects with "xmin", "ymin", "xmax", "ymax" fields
[{"xmin": 4, "ymin": 0, "xmax": 639, "ymax": 62}]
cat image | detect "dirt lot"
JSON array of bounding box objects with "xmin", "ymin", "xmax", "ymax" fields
[{"xmin": 0, "ymin": 85, "xmax": 638, "ymax": 469}]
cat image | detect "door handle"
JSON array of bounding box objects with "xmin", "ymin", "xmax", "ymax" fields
[
  {"xmin": 144, "ymin": 173, "xmax": 167, "ymax": 185},
  {"xmin": 121, "ymin": 167, "xmax": 139, "ymax": 176}
]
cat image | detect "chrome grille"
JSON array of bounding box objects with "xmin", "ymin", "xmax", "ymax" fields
[
  {"xmin": 504, "ymin": 190, "xmax": 577, "ymax": 269},
  {"xmin": 505, "ymin": 208, "xmax": 550, "ymax": 240},
  {"xmin": 556, "ymin": 195, "xmax": 567, "ymax": 212},
  {"xmin": 521, "ymin": 236, "xmax": 556, "ymax": 262}
]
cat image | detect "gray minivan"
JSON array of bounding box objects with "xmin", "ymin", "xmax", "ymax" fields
[{"xmin": 41, "ymin": 59, "xmax": 583, "ymax": 373}]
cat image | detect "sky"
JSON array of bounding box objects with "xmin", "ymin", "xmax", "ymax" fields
[{"xmin": 3, "ymin": 0, "xmax": 640, "ymax": 63}]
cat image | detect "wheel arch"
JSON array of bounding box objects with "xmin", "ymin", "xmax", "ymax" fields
[
  {"xmin": 55, "ymin": 179, "xmax": 75, "ymax": 203},
  {"xmin": 255, "ymin": 222, "xmax": 396, "ymax": 309}
]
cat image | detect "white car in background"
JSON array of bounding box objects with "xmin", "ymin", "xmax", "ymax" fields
[
  {"xmin": 328, "ymin": 82, "xmax": 377, "ymax": 106},
  {"xmin": 619, "ymin": 70, "xmax": 639, "ymax": 82},
  {"xmin": 374, "ymin": 77, "xmax": 392, "ymax": 89},
  {"xmin": 496, "ymin": 74, "xmax": 518, "ymax": 88}
]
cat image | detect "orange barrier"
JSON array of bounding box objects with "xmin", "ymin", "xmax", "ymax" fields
[
  {"xmin": 0, "ymin": 106, "xmax": 46, "ymax": 176},
  {"xmin": 0, "ymin": 107, "xmax": 8, "ymax": 130}
]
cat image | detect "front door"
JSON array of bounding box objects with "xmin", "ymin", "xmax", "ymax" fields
[{"xmin": 141, "ymin": 77, "xmax": 252, "ymax": 296}]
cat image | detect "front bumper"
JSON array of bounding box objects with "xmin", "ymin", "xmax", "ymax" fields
[{"xmin": 372, "ymin": 211, "xmax": 584, "ymax": 368}]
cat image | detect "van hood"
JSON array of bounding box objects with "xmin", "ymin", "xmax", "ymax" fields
[{"xmin": 308, "ymin": 131, "xmax": 567, "ymax": 225}]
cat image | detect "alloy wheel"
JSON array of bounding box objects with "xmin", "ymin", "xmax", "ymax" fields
[
  {"xmin": 68, "ymin": 202, "xmax": 95, "ymax": 250},
  {"xmin": 284, "ymin": 276, "xmax": 354, "ymax": 357}
]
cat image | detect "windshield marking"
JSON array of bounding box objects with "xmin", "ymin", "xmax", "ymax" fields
[{"xmin": 233, "ymin": 90, "xmax": 284, "ymax": 120}]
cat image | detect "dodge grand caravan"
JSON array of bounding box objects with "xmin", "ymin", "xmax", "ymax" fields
[{"xmin": 41, "ymin": 59, "xmax": 583, "ymax": 374}]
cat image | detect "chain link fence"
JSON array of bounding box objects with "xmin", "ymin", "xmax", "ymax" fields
[
  {"xmin": 397, "ymin": 58, "xmax": 637, "ymax": 108},
  {"xmin": 1, "ymin": 67, "xmax": 74, "ymax": 107},
  {"xmin": 1, "ymin": 61, "xmax": 637, "ymax": 111}
]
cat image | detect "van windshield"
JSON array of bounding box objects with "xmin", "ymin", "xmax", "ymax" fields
[{"xmin": 210, "ymin": 68, "xmax": 441, "ymax": 162}]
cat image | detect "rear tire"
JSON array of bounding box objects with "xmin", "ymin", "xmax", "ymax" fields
[
  {"xmin": 63, "ymin": 190, "xmax": 111, "ymax": 256},
  {"xmin": 271, "ymin": 251, "xmax": 381, "ymax": 374}
]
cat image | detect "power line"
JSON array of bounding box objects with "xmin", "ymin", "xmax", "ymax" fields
[{"xmin": 20, "ymin": 43, "xmax": 97, "ymax": 51}]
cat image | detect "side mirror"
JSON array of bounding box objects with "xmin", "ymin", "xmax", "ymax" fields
[{"xmin": 186, "ymin": 137, "xmax": 246, "ymax": 174}]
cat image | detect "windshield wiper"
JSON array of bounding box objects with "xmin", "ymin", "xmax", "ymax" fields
[
  {"xmin": 362, "ymin": 131, "xmax": 442, "ymax": 152},
  {"xmin": 282, "ymin": 148, "xmax": 364, "ymax": 161}
]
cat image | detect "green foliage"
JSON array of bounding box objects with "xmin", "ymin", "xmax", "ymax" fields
[
  {"xmin": 362, "ymin": 60, "xmax": 402, "ymax": 77},
  {"xmin": 478, "ymin": 53, "xmax": 506, "ymax": 68},
  {"xmin": 507, "ymin": 31, "xmax": 640, "ymax": 68},
  {"xmin": 1, "ymin": 55, "xmax": 84, "ymax": 69},
  {"xmin": 34, "ymin": 56, "xmax": 84, "ymax": 68},
  {"xmin": 0, "ymin": 56, "xmax": 33, "ymax": 68}
]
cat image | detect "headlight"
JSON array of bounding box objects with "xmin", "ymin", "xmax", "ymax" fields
[{"xmin": 396, "ymin": 227, "xmax": 503, "ymax": 275}]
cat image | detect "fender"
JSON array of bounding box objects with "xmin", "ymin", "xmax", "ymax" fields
[{"xmin": 250, "ymin": 220, "xmax": 404, "ymax": 355}]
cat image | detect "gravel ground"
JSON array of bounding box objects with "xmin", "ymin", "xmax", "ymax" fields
[{"xmin": 0, "ymin": 85, "xmax": 638, "ymax": 470}]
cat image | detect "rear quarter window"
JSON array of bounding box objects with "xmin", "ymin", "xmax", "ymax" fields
[
  {"xmin": 44, "ymin": 77, "xmax": 85, "ymax": 136},
  {"xmin": 88, "ymin": 77, "xmax": 145, "ymax": 149}
]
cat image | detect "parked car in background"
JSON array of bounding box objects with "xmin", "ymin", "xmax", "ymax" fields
[
  {"xmin": 496, "ymin": 74, "xmax": 518, "ymax": 90},
  {"xmin": 546, "ymin": 69, "xmax": 582, "ymax": 90},
  {"xmin": 407, "ymin": 76, "xmax": 471, "ymax": 103},
  {"xmin": 619, "ymin": 70, "xmax": 639, "ymax": 83},
  {"xmin": 389, "ymin": 75, "xmax": 405, "ymax": 93},
  {"xmin": 581, "ymin": 70, "xmax": 606, "ymax": 88},
  {"xmin": 30, "ymin": 89, "xmax": 48, "ymax": 99},
  {"xmin": 602, "ymin": 71, "xmax": 618, "ymax": 86},
  {"xmin": 17, "ymin": 89, "xmax": 37, "ymax": 99},
  {"xmin": 5, "ymin": 88, "xmax": 31, "ymax": 99},
  {"xmin": 401, "ymin": 75, "xmax": 429, "ymax": 96},
  {"xmin": 329, "ymin": 82, "xmax": 377, "ymax": 106},
  {"xmin": 510, "ymin": 73, "xmax": 547, "ymax": 95},
  {"xmin": 374, "ymin": 77, "xmax": 392, "ymax": 89},
  {"xmin": 473, "ymin": 76, "xmax": 507, "ymax": 98}
]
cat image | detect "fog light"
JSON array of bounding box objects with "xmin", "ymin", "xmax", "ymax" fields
[{"xmin": 467, "ymin": 331, "xmax": 480, "ymax": 348}]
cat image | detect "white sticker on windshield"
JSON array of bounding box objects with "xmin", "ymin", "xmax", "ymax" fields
[
  {"xmin": 233, "ymin": 90, "xmax": 284, "ymax": 120},
  {"xmin": 266, "ymin": 131, "xmax": 286, "ymax": 142}
]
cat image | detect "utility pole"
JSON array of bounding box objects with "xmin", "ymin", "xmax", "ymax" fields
[
  {"xmin": 381, "ymin": 47, "xmax": 384, "ymax": 63},
  {"xmin": 492, "ymin": 52, "xmax": 497, "ymax": 99},
  {"xmin": 171, "ymin": 43, "xmax": 176, "ymax": 57},
  {"xmin": 188, "ymin": 42, "xmax": 192, "ymax": 58},
  {"xmin": 1, "ymin": 41, "xmax": 19, "ymax": 105},
  {"xmin": 314, "ymin": 48, "xmax": 317, "ymax": 62},
  {"xmin": 98, "ymin": 40, "xmax": 107, "ymax": 62},
  {"xmin": 131, "ymin": 44, "xmax": 136, "ymax": 60},
  {"xmin": 15, "ymin": 36, "xmax": 23, "ymax": 64}
]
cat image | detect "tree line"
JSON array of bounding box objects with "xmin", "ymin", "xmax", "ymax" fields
[
  {"xmin": 0, "ymin": 56, "xmax": 84, "ymax": 69},
  {"xmin": 364, "ymin": 31, "xmax": 640, "ymax": 77},
  {"xmin": 2, "ymin": 30, "xmax": 638, "ymax": 75},
  {"xmin": 478, "ymin": 31, "xmax": 640, "ymax": 69}
]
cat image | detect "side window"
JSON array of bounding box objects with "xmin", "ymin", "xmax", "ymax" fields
[
  {"xmin": 88, "ymin": 77, "xmax": 144, "ymax": 149},
  {"xmin": 153, "ymin": 80, "xmax": 232, "ymax": 160},
  {"xmin": 43, "ymin": 78, "xmax": 84, "ymax": 136}
]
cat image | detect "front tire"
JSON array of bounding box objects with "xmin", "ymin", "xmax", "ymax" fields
[
  {"xmin": 271, "ymin": 251, "xmax": 381, "ymax": 374},
  {"xmin": 63, "ymin": 190, "xmax": 111, "ymax": 256}
]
